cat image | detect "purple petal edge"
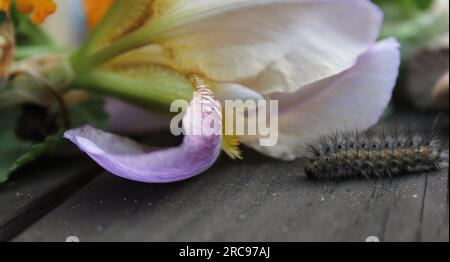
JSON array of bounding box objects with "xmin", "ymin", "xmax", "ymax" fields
[{"xmin": 64, "ymin": 94, "xmax": 222, "ymax": 184}]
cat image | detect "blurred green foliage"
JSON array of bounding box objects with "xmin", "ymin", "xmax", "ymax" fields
[
  {"xmin": 375, "ymin": 0, "xmax": 449, "ymax": 57},
  {"xmin": 374, "ymin": 0, "xmax": 434, "ymax": 17}
]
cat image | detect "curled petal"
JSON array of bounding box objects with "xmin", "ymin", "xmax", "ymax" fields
[
  {"xmin": 65, "ymin": 90, "xmax": 222, "ymax": 183},
  {"xmin": 240, "ymin": 38, "xmax": 401, "ymax": 160}
]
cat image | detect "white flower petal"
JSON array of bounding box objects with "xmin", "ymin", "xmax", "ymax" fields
[
  {"xmin": 213, "ymin": 83, "xmax": 264, "ymax": 104},
  {"xmin": 154, "ymin": 0, "xmax": 382, "ymax": 94},
  {"xmin": 240, "ymin": 38, "xmax": 401, "ymax": 160}
]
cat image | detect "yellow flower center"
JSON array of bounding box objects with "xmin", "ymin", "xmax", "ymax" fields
[
  {"xmin": 222, "ymin": 132, "xmax": 243, "ymax": 160},
  {"xmin": 0, "ymin": 0, "xmax": 56, "ymax": 24}
]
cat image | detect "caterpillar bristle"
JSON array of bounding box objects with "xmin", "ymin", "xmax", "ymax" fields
[{"xmin": 305, "ymin": 129, "xmax": 449, "ymax": 181}]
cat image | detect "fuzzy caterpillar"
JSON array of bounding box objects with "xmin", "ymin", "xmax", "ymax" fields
[{"xmin": 305, "ymin": 130, "xmax": 449, "ymax": 180}]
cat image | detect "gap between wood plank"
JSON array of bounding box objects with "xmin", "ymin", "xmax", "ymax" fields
[{"xmin": 0, "ymin": 165, "xmax": 100, "ymax": 241}]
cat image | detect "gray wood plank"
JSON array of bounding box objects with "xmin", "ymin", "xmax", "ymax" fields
[
  {"xmin": 13, "ymin": 111, "xmax": 449, "ymax": 242},
  {"xmin": 0, "ymin": 156, "xmax": 99, "ymax": 241}
]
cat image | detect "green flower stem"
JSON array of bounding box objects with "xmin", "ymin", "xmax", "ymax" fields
[
  {"xmin": 2, "ymin": 53, "xmax": 192, "ymax": 116},
  {"xmin": 72, "ymin": 70, "xmax": 193, "ymax": 113},
  {"xmin": 72, "ymin": 25, "xmax": 163, "ymax": 70},
  {"xmin": 15, "ymin": 46, "xmax": 71, "ymax": 60},
  {"xmin": 72, "ymin": 31, "xmax": 150, "ymax": 72},
  {"xmin": 72, "ymin": 11, "xmax": 196, "ymax": 69}
]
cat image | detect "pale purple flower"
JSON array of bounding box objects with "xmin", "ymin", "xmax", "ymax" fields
[{"xmin": 60, "ymin": 0, "xmax": 401, "ymax": 183}]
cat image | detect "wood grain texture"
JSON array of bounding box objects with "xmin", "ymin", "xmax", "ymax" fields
[
  {"xmin": 0, "ymin": 156, "xmax": 99, "ymax": 241},
  {"xmin": 10, "ymin": 111, "xmax": 448, "ymax": 242}
]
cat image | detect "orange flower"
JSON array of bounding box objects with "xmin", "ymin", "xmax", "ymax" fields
[
  {"xmin": 2, "ymin": 0, "xmax": 113, "ymax": 27},
  {"xmin": 16, "ymin": 0, "xmax": 57, "ymax": 24},
  {"xmin": 83, "ymin": 0, "xmax": 113, "ymax": 29},
  {"xmin": 0, "ymin": 0, "xmax": 11, "ymax": 13},
  {"xmin": 0, "ymin": 0, "xmax": 57, "ymax": 24}
]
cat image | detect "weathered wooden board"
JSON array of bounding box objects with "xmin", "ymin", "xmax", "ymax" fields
[
  {"xmin": 10, "ymin": 111, "xmax": 450, "ymax": 242},
  {"xmin": 0, "ymin": 156, "xmax": 99, "ymax": 241}
]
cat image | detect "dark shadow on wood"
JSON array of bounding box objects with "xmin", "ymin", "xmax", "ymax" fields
[{"xmin": 0, "ymin": 156, "xmax": 100, "ymax": 241}]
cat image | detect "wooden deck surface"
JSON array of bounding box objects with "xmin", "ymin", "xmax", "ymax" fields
[{"xmin": 1, "ymin": 110, "xmax": 448, "ymax": 242}]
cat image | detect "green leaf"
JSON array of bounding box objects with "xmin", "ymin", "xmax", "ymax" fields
[
  {"xmin": 70, "ymin": 97, "xmax": 110, "ymax": 130},
  {"xmin": 6, "ymin": 130, "xmax": 65, "ymax": 181},
  {"xmin": 0, "ymin": 98, "xmax": 109, "ymax": 184},
  {"xmin": 375, "ymin": 0, "xmax": 448, "ymax": 57},
  {"xmin": 0, "ymin": 108, "xmax": 33, "ymax": 183}
]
